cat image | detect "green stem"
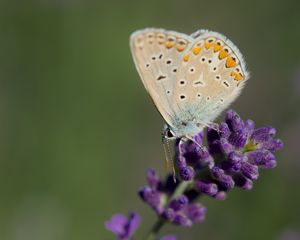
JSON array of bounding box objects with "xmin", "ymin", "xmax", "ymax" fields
[
  {"xmin": 144, "ymin": 180, "xmax": 192, "ymax": 240},
  {"xmin": 171, "ymin": 180, "xmax": 192, "ymax": 199}
]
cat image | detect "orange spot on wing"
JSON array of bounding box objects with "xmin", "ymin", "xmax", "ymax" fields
[
  {"xmin": 183, "ymin": 54, "xmax": 190, "ymax": 62},
  {"xmin": 213, "ymin": 43, "xmax": 222, "ymax": 52},
  {"xmin": 219, "ymin": 49, "xmax": 229, "ymax": 59},
  {"xmin": 192, "ymin": 47, "xmax": 201, "ymax": 55},
  {"xmin": 166, "ymin": 42, "xmax": 174, "ymax": 49},
  {"xmin": 176, "ymin": 45, "xmax": 185, "ymax": 52},
  {"xmin": 231, "ymin": 70, "xmax": 243, "ymax": 81},
  {"xmin": 226, "ymin": 57, "xmax": 237, "ymax": 68},
  {"xmin": 204, "ymin": 41, "xmax": 213, "ymax": 49}
]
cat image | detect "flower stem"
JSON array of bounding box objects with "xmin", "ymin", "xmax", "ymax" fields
[
  {"xmin": 171, "ymin": 180, "xmax": 192, "ymax": 199},
  {"xmin": 145, "ymin": 180, "xmax": 191, "ymax": 240}
]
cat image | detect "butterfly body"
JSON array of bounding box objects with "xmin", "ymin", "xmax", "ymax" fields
[{"xmin": 130, "ymin": 28, "xmax": 249, "ymax": 139}]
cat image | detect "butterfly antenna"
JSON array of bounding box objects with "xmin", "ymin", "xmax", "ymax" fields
[{"xmin": 162, "ymin": 135, "xmax": 176, "ymax": 182}]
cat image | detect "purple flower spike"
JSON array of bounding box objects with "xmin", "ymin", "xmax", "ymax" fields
[
  {"xmin": 173, "ymin": 214, "xmax": 193, "ymax": 227},
  {"xmin": 211, "ymin": 166, "xmax": 235, "ymax": 190},
  {"xmin": 169, "ymin": 195, "xmax": 188, "ymax": 211},
  {"xmin": 194, "ymin": 131, "xmax": 204, "ymax": 145},
  {"xmin": 179, "ymin": 166, "xmax": 195, "ymax": 181},
  {"xmin": 134, "ymin": 109, "xmax": 283, "ymax": 235},
  {"xmin": 139, "ymin": 186, "xmax": 163, "ymax": 214},
  {"xmin": 219, "ymin": 122, "xmax": 231, "ymax": 138},
  {"xmin": 224, "ymin": 151, "xmax": 243, "ymax": 172},
  {"xmin": 247, "ymin": 149, "xmax": 277, "ymax": 168},
  {"xmin": 161, "ymin": 235, "xmax": 177, "ymax": 240},
  {"xmin": 234, "ymin": 175, "xmax": 253, "ymax": 190},
  {"xmin": 229, "ymin": 129, "xmax": 248, "ymax": 148},
  {"xmin": 214, "ymin": 191, "xmax": 227, "ymax": 200},
  {"xmin": 261, "ymin": 138, "xmax": 283, "ymax": 152},
  {"xmin": 185, "ymin": 203, "xmax": 206, "ymax": 223},
  {"xmin": 241, "ymin": 162, "xmax": 259, "ymax": 180},
  {"xmin": 219, "ymin": 138, "xmax": 234, "ymax": 154},
  {"xmin": 147, "ymin": 168, "xmax": 160, "ymax": 188},
  {"xmin": 251, "ymin": 126, "xmax": 276, "ymax": 143},
  {"xmin": 195, "ymin": 181, "xmax": 218, "ymax": 197},
  {"xmin": 105, "ymin": 212, "xmax": 140, "ymax": 240},
  {"xmin": 226, "ymin": 110, "xmax": 244, "ymax": 132},
  {"xmin": 162, "ymin": 208, "xmax": 176, "ymax": 221}
]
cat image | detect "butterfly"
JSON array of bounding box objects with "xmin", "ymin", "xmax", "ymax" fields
[{"xmin": 130, "ymin": 28, "xmax": 249, "ymax": 169}]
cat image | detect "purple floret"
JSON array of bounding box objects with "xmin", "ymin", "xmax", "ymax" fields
[{"xmin": 105, "ymin": 212, "xmax": 140, "ymax": 240}]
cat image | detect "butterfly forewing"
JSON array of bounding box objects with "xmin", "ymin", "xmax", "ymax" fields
[{"xmin": 130, "ymin": 29, "xmax": 193, "ymax": 128}]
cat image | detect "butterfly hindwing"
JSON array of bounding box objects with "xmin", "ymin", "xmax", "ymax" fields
[{"xmin": 172, "ymin": 31, "xmax": 249, "ymax": 128}]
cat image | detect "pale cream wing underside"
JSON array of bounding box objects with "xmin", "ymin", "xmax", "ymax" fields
[
  {"xmin": 130, "ymin": 28, "xmax": 249, "ymax": 131},
  {"xmin": 130, "ymin": 29, "xmax": 193, "ymax": 128}
]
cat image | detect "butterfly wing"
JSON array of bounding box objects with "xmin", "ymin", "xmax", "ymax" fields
[
  {"xmin": 130, "ymin": 28, "xmax": 249, "ymax": 138},
  {"xmin": 171, "ymin": 31, "xmax": 249, "ymax": 135},
  {"xmin": 130, "ymin": 29, "xmax": 194, "ymax": 129}
]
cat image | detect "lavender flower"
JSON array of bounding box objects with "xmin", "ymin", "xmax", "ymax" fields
[
  {"xmin": 106, "ymin": 110, "xmax": 283, "ymax": 240},
  {"xmin": 105, "ymin": 212, "xmax": 140, "ymax": 240},
  {"xmin": 176, "ymin": 110, "xmax": 283, "ymax": 193},
  {"xmin": 139, "ymin": 169, "xmax": 206, "ymax": 227}
]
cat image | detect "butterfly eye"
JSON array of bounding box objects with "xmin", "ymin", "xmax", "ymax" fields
[{"xmin": 166, "ymin": 129, "xmax": 174, "ymax": 138}]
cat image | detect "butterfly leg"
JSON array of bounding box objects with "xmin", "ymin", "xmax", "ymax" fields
[
  {"xmin": 184, "ymin": 135, "xmax": 209, "ymax": 152},
  {"xmin": 207, "ymin": 122, "xmax": 220, "ymax": 132}
]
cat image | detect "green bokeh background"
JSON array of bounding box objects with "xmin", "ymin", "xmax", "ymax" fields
[{"xmin": 0, "ymin": 0, "xmax": 299, "ymax": 239}]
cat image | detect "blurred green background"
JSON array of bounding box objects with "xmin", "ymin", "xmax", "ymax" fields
[{"xmin": 0, "ymin": 0, "xmax": 299, "ymax": 239}]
